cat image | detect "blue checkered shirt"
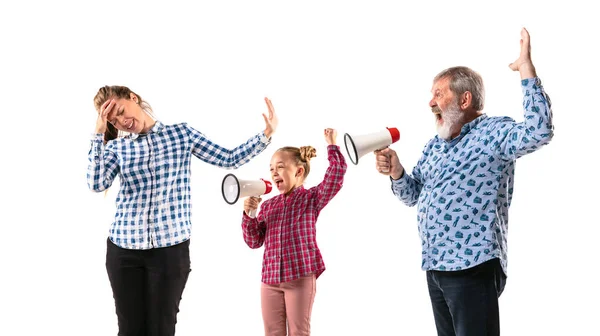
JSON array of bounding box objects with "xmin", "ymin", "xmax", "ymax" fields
[
  {"xmin": 392, "ymin": 77, "xmax": 554, "ymax": 275},
  {"xmin": 87, "ymin": 121, "xmax": 271, "ymax": 249}
]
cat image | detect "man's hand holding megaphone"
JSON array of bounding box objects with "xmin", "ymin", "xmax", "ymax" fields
[
  {"xmin": 244, "ymin": 196, "xmax": 263, "ymax": 218},
  {"xmin": 374, "ymin": 148, "xmax": 405, "ymax": 180}
]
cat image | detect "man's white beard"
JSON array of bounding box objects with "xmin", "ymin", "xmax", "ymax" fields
[{"xmin": 436, "ymin": 101, "xmax": 464, "ymax": 140}]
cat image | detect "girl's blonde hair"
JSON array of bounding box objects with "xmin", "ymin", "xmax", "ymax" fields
[{"xmin": 276, "ymin": 146, "xmax": 317, "ymax": 178}]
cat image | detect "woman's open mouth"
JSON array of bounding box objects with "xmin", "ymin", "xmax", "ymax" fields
[{"xmin": 126, "ymin": 119, "xmax": 135, "ymax": 131}]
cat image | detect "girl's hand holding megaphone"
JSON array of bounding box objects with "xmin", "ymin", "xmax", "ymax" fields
[{"xmin": 244, "ymin": 196, "xmax": 263, "ymax": 217}]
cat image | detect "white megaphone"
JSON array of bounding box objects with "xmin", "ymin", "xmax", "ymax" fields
[
  {"xmin": 221, "ymin": 173, "xmax": 273, "ymax": 218},
  {"xmin": 344, "ymin": 127, "xmax": 400, "ymax": 165}
]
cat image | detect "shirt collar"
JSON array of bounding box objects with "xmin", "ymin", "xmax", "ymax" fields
[
  {"xmin": 459, "ymin": 113, "xmax": 487, "ymax": 135},
  {"xmin": 279, "ymin": 185, "xmax": 305, "ymax": 200},
  {"xmin": 129, "ymin": 120, "xmax": 164, "ymax": 140}
]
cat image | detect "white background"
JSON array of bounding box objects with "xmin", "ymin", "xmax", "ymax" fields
[{"xmin": 1, "ymin": 0, "xmax": 598, "ymax": 335}]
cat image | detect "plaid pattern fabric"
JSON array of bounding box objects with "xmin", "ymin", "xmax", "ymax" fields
[
  {"xmin": 88, "ymin": 121, "xmax": 271, "ymax": 249},
  {"xmin": 242, "ymin": 145, "xmax": 347, "ymax": 284}
]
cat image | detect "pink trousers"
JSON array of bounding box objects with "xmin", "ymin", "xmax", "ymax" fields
[{"xmin": 260, "ymin": 274, "xmax": 317, "ymax": 336}]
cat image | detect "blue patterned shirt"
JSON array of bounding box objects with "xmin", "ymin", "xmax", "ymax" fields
[
  {"xmin": 392, "ymin": 77, "xmax": 553, "ymax": 275},
  {"xmin": 87, "ymin": 121, "xmax": 271, "ymax": 249}
]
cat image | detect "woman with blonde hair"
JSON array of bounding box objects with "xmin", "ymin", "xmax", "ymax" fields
[{"xmin": 87, "ymin": 85, "xmax": 278, "ymax": 335}]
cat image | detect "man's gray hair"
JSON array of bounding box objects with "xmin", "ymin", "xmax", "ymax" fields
[{"xmin": 434, "ymin": 66, "xmax": 485, "ymax": 111}]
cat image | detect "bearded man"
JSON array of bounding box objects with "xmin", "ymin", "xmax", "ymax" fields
[{"xmin": 374, "ymin": 28, "xmax": 554, "ymax": 336}]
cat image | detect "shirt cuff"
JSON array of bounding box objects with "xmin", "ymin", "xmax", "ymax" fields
[
  {"xmin": 520, "ymin": 77, "xmax": 542, "ymax": 89},
  {"xmin": 390, "ymin": 170, "xmax": 409, "ymax": 187},
  {"xmin": 259, "ymin": 131, "xmax": 271, "ymax": 145},
  {"xmin": 242, "ymin": 211, "xmax": 258, "ymax": 222}
]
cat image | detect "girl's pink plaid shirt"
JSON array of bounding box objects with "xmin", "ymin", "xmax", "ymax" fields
[{"xmin": 242, "ymin": 145, "xmax": 347, "ymax": 284}]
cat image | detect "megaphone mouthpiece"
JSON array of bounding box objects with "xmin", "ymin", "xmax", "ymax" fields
[
  {"xmin": 261, "ymin": 178, "xmax": 273, "ymax": 194},
  {"xmin": 387, "ymin": 127, "xmax": 400, "ymax": 143}
]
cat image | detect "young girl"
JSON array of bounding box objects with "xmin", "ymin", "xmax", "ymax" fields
[
  {"xmin": 242, "ymin": 128, "xmax": 347, "ymax": 336},
  {"xmin": 87, "ymin": 85, "xmax": 278, "ymax": 336}
]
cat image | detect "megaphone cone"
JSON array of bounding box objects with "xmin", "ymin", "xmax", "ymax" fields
[
  {"xmin": 344, "ymin": 127, "xmax": 400, "ymax": 165},
  {"xmin": 221, "ymin": 173, "xmax": 273, "ymax": 218}
]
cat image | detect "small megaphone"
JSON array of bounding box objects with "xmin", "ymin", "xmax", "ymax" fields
[
  {"xmin": 344, "ymin": 127, "xmax": 400, "ymax": 165},
  {"xmin": 221, "ymin": 173, "xmax": 273, "ymax": 218}
]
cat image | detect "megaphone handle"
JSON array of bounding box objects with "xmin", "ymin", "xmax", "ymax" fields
[{"xmin": 248, "ymin": 209, "xmax": 257, "ymax": 218}]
